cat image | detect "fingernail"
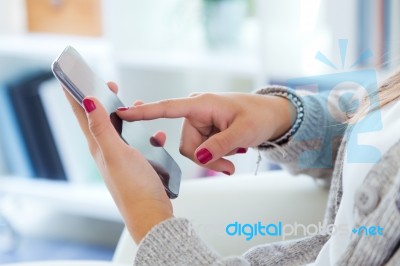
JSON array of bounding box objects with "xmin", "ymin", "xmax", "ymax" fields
[
  {"xmin": 117, "ymin": 106, "xmax": 129, "ymax": 111},
  {"xmin": 196, "ymin": 148, "xmax": 213, "ymax": 164},
  {"xmin": 149, "ymin": 136, "xmax": 161, "ymax": 147},
  {"xmin": 222, "ymin": 171, "xmax": 231, "ymax": 176},
  {"xmin": 236, "ymin": 147, "xmax": 247, "ymax": 154},
  {"xmin": 83, "ymin": 98, "xmax": 96, "ymax": 113}
]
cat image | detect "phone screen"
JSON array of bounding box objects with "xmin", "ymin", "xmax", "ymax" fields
[{"xmin": 52, "ymin": 46, "xmax": 181, "ymax": 199}]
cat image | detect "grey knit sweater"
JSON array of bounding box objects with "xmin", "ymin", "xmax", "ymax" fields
[{"xmin": 133, "ymin": 86, "xmax": 400, "ymax": 265}]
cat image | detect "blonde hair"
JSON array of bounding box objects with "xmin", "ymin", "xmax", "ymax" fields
[{"xmin": 348, "ymin": 70, "xmax": 400, "ymax": 123}]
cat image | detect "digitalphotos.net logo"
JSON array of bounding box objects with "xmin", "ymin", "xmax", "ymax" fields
[
  {"xmin": 286, "ymin": 39, "xmax": 382, "ymax": 169},
  {"xmin": 225, "ymin": 220, "xmax": 384, "ymax": 241}
]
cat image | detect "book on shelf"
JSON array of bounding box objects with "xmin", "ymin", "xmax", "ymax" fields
[
  {"xmin": 0, "ymin": 56, "xmax": 55, "ymax": 178},
  {"xmin": 0, "ymin": 83, "xmax": 35, "ymax": 177},
  {"xmin": 7, "ymin": 71, "xmax": 66, "ymax": 180},
  {"xmin": 39, "ymin": 79, "xmax": 102, "ymax": 183},
  {"xmin": 0, "ymin": 69, "xmax": 102, "ymax": 183}
]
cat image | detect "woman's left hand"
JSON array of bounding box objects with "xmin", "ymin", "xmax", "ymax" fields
[{"xmin": 64, "ymin": 82, "xmax": 173, "ymax": 244}]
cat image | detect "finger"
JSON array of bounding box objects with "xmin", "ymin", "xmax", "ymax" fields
[
  {"xmin": 178, "ymin": 119, "xmax": 205, "ymax": 161},
  {"xmin": 225, "ymin": 147, "xmax": 248, "ymax": 156},
  {"xmin": 116, "ymin": 100, "xmax": 143, "ymax": 112},
  {"xmin": 194, "ymin": 122, "xmax": 248, "ymax": 167},
  {"xmin": 150, "ymin": 130, "xmax": 166, "ymax": 147},
  {"xmin": 82, "ymin": 97, "xmax": 127, "ymax": 159},
  {"xmin": 116, "ymin": 97, "xmax": 199, "ymax": 121},
  {"xmin": 177, "ymin": 120, "xmax": 235, "ymax": 174},
  {"xmin": 107, "ymin": 81, "xmax": 119, "ymax": 94},
  {"xmin": 133, "ymin": 100, "xmax": 144, "ymax": 106},
  {"xmin": 202, "ymin": 158, "xmax": 235, "ymax": 176},
  {"xmin": 63, "ymin": 88, "xmax": 97, "ymax": 149}
]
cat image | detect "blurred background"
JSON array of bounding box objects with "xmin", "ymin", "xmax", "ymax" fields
[{"xmin": 0, "ymin": 0, "xmax": 398, "ymax": 263}]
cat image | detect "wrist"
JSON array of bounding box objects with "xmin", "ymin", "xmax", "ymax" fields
[
  {"xmin": 255, "ymin": 86, "xmax": 304, "ymax": 148},
  {"xmin": 121, "ymin": 200, "xmax": 173, "ymax": 244},
  {"xmin": 269, "ymin": 95, "xmax": 297, "ymax": 140}
]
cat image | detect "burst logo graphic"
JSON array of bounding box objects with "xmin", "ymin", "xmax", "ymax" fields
[{"xmin": 285, "ymin": 39, "xmax": 382, "ymax": 168}]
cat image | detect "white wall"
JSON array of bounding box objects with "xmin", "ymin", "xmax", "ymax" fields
[
  {"xmin": 102, "ymin": 0, "xmax": 203, "ymax": 52},
  {"xmin": 0, "ymin": 0, "xmax": 26, "ymax": 35}
]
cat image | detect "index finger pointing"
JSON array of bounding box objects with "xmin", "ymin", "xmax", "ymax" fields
[{"xmin": 117, "ymin": 97, "xmax": 197, "ymax": 121}]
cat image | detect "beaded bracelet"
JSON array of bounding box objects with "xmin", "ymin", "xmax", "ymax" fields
[{"xmin": 258, "ymin": 89, "xmax": 304, "ymax": 149}]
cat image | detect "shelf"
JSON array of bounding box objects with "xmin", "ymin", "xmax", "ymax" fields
[
  {"xmin": 0, "ymin": 34, "xmax": 111, "ymax": 59},
  {"xmin": 0, "ymin": 177, "xmax": 122, "ymax": 222},
  {"xmin": 116, "ymin": 50, "xmax": 260, "ymax": 77},
  {"xmin": 0, "ymin": 34, "xmax": 260, "ymax": 78}
]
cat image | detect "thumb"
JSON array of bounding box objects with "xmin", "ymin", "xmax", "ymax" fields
[
  {"xmin": 195, "ymin": 122, "xmax": 245, "ymax": 165},
  {"xmin": 82, "ymin": 97, "xmax": 126, "ymax": 158}
]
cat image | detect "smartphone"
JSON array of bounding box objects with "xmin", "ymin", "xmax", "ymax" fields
[{"xmin": 52, "ymin": 46, "xmax": 181, "ymax": 199}]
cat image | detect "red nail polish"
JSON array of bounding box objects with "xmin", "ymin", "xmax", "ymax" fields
[
  {"xmin": 83, "ymin": 99, "xmax": 96, "ymax": 113},
  {"xmin": 149, "ymin": 136, "xmax": 162, "ymax": 147},
  {"xmin": 117, "ymin": 107, "xmax": 129, "ymax": 111},
  {"xmin": 196, "ymin": 148, "xmax": 213, "ymax": 164},
  {"xmin": 222, "ymin": 171, "xmax": 231, "ymax": 176},
  {"xmin": 237, "ymin": 148, "xmax": 247, "ymax": 154}
]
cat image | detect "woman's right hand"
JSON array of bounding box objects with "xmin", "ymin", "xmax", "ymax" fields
[{"xmin": 118, "ymin": 92, "xmax": 296, "ymax": 175}]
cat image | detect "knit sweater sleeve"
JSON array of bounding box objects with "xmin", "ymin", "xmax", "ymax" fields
[
  {"xmin": 134, "ymin": 217, "xmax": 250, "ymax": 266},
  {"xmin": 134, "ymin": 217, "xmax": 329, "ymax": 266},
  {"xmin": 255, "ymin": 85, "xmax": 351, "ymax": 180}
]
